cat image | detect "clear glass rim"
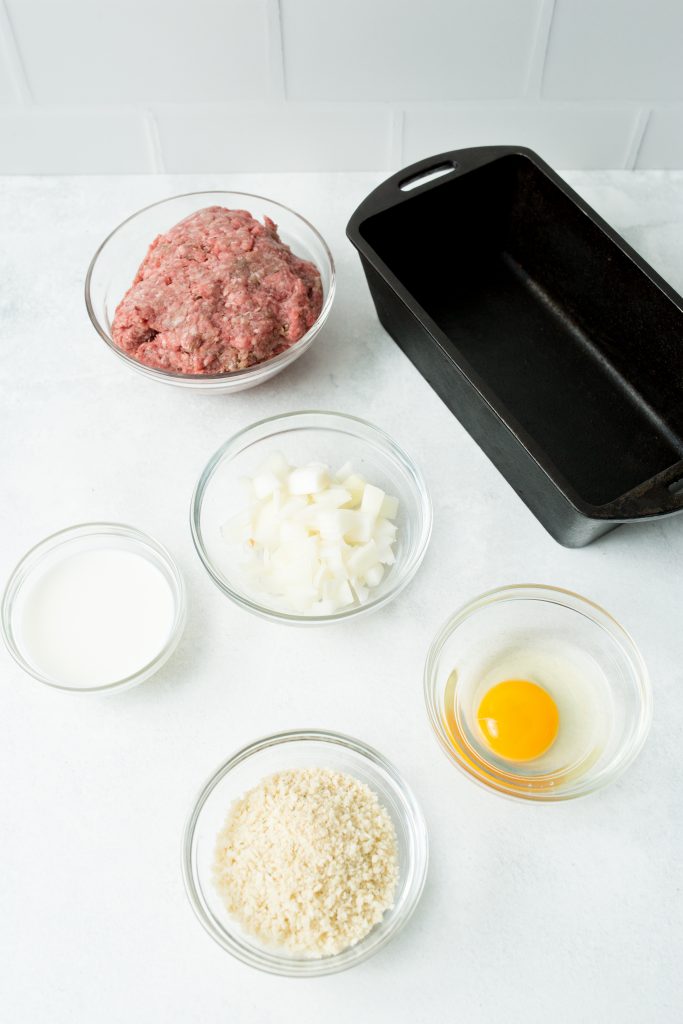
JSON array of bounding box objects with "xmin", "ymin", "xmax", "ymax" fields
[
  {"xmin": 181, "ymin": 728, "xmax": 429, "ymax": 977},
  {"xmin": 1, "ymin": 522, "xmax": 187, "ymax": 694},
  {"xmin": 84, "ymin": 190, "xmax": 336, "ymax": 387},
  {"xmin": 190, "ymin": 410, "xmax": 433, "ymax": 625},
  {"xmin": 424, "ymin": 584, "xmax": 653, "ymax": 802}
]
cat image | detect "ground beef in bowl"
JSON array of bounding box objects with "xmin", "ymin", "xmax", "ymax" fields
[{"xmin": 111, "ymin": 206, "xmax": 323, "ymax": 375}]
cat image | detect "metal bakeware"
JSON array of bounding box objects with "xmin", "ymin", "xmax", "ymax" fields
[{"xmin": 347, "ymin": 146, "xmax": 683, "ymax": 546}]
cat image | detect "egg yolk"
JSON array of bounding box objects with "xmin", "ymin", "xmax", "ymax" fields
[{"xmin": 477, "ymin": 679, "xmax": 559, "ymax": 762}]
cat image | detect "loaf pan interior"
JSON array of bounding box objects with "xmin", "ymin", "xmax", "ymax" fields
[{"xmin": 359, "ymin": 155, "xmax": 683, "ymax": 508}]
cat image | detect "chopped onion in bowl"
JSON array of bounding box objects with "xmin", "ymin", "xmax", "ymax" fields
[{"xmin": 220, "ymin": 454, "xmax": 400, "ymax": 615}]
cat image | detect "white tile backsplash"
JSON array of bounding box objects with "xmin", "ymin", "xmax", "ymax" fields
[
  {"xmin": 543, "ymin": 0, "xmax": 683, "ymax": 100},
  {"xmin": 0, "ymin": 109, "xmax": 151, "ymax": 173},
  {"xmin": 0, "ymin": 0, "xmax": 682, "ymax": 172},
  {"xmin": 0, "ymin": 48, "xmax": 19, "ymax": 104},
  {"xmin": 281, "ymin": 0, "xmax": 542, "ymax": 101},
  {"xmin": 155, "ymin": 103, "xmax": 392, "ymax": 171},
  {"xmin": 636, "ymin": 107, "xmax": 683, "ymax": 168},
  {"xmin": 0, "ymin": 0, "xmax": 28, "ymax": 103},
  {"xmin": 402, "ymin": 103, "xmax": 640, "ymax": 169},
  {"xmin": 4, "ymin": 0, "xmax": 270, "ymax": 103}
]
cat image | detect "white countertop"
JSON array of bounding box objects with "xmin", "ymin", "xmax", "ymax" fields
[{"xmin": 1, "ymin": 171, "xmax": 682, "ymax": 1023}]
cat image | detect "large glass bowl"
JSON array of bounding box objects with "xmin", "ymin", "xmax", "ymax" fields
[
  {"xmin": 424, "ymin": 585, "xmax": 652, "ymax": 802},
  {"xmin": 181, "ymin": 730, "xmax": 429, "ymax": 976},
  {"xmin": 190, "ymin": 411, "xmax": 432, "ymax": 624},
  {"xmin": 85, "ymin": 191, "xmax": 335, "ymax": 393}
]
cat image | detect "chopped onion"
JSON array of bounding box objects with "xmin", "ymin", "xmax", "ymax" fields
[{"xmin": 221, "ymin": 454, "xmax": 400, "ymax": 614}]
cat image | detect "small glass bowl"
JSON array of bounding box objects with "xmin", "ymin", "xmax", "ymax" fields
[
  {"xmin": 1, "ymin": 523, "xmax": 186, "ymax": 694},
  {"xmin": 424, "ymin": 585, "xmax": 652, "ymax": 802},
  {"xmin": 190, "ymin": 411, "xmax": 432, "ymax": 624},
  {"xmin": 182, "ymin": 730, "xmax": 428, "ymax": 977},
  {"xmin": 85, "ymin": 191, "xmax": 335, "ymax": 394}
]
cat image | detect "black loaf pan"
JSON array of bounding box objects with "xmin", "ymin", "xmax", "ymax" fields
[{"xmin": 347, "ymin": 146, "xmax": 683, "ymax": 547}]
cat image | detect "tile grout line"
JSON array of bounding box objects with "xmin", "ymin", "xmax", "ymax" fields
[
  {"xmin": 143, "ymin": 108, "xmax": 166, "ymax": 173},
  {"xmin": 524, "ymin": 0, "xmax": 556, "ymax": 99},
  {"xmin": 625, "ymin": 105, "xmax": 651, "ymax": 169},
  {"xmin": 267, "ymin": 0, "xmax": 286, "ymax": 100},
  {"xmin": 0, "ymin": 0, "xmax": 32, "ymax": 104}
]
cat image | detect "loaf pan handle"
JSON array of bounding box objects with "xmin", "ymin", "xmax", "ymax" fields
[
  {"xmin": 348, "ymin": 146, "xmax": 531, "ymax": 225},
  {"xmin": 604, "ymin": 461, "xmax": 683, "ymax": 521}
]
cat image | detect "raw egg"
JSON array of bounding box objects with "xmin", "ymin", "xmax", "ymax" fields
[{"xmin": 477, "ymin": 679, "xmax": 559, "ymax": 762}]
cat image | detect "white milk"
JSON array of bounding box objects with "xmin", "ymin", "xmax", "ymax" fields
[{"xmin": 16, "ymin": 547, "xmax": 175, "ymax": 687}]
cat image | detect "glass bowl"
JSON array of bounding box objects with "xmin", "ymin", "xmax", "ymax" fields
[
  {"xmin": 1, "ymin": 523, "xmax": 186, "ymax": 694},
  {"xmin": 182, "ymin": 729, "xmax": 429, "ymax": 976},
  {"xmin": 424, "ymin": 585, "xmax": 652, "ymax": 802},
  {"xmin": 190, "ymin": 410, "xmax": 432, "ymax": 624},
  {"xmin": 85, "ymin": 191, "xmax": 335, "ymax": 393}
]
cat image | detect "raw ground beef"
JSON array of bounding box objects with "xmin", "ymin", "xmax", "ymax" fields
[{"xmin": 111, "ymin": 206, "xmax": 323, "ymax": 374}]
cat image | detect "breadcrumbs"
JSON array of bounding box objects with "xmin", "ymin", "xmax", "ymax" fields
[{"xmin": 212, "ymin": 767, "xmax": 399, "ymax": 957}]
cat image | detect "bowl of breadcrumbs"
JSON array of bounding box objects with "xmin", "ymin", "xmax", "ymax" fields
[{"xmin": 182, "ymin": 730, "xmax": 428, "ymax": 976}]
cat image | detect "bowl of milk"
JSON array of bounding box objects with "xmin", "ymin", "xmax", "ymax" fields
[{"xmin": 1, "ymin": 523, "xmax": 186, "ymax": 693}]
